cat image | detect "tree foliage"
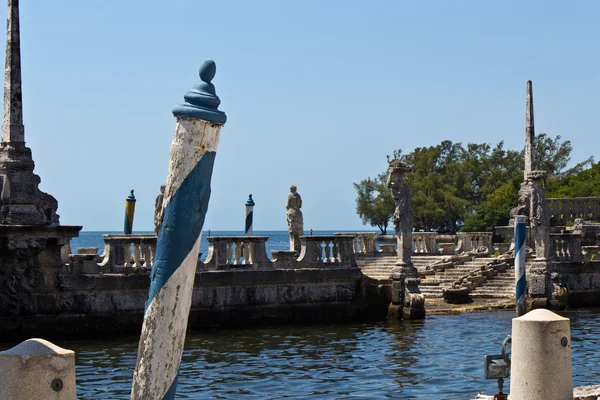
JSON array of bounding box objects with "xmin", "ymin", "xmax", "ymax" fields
[
  {"xmin": 353, "ymin": 173, "xmax": 394, "ymax": 234},
  {"xmin": 355, "ymin": 134, "xmax": 580, "ymax": 233}
]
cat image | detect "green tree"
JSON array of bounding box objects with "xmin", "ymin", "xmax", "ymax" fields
[
  {"xmin": 546, "ymin": 161, "xmax": 600, "ymax": 198},
  {"xmin": 361, "ymin": 134, "xmax": 577, "ymax": 234},
  {"xmin": 353, "ymin": 172, "xmax": 394, "ymax": 234}
]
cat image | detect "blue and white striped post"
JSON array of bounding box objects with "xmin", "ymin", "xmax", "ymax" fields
[
  {"xmin": 131, "ymin": 60, "xmax": 227, "ymax": 400},
  {"xmin": 245, "ymin": 194, "xmax": 255, "ymax": 236},
  {"xmin": 124, "ymin": 190, "xmax": 136, "ymax": 234},
  {"xmin": 514, "ymin": 214, "xmax": 527, "ymax": 317}
]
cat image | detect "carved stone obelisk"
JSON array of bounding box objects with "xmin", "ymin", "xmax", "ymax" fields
[
  {"xmin": 387, "ymin": 160, "xmax": 424, "ymax": 320},
  {"xmin": 511, "ymin": 81, "xmax": 551, "ymax": 310},
  {"xmin": 0, "ymin": 0, "xmax": 81, "ymax": 317}
]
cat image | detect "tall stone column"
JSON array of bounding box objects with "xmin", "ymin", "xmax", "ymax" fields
[{"xmin": 387, "ymin": 160, "xmax": 424, "ymax": 319}]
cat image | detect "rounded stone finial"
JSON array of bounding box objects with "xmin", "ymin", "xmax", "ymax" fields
[
  {"xmin": 199, "ymin": 60, "xmax": 216, "ymax": 83},
  {"xmin": 172, "ymin": 60, "xmax": 227, "ymax": 124}
]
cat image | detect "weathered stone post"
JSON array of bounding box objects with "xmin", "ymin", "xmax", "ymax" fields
[
  {"xmin": 387, "ymin": 160, "xmax": 424, "ymax": 319},
  {"xmin": 286, "ymin": 185, "xmax": 304, "ymax": 254},
  {"xmin": 0, "ymin": 338, "xmax": 76, "ymax": 399},
  {"xmin": 124, "ymin": 189, "xmax": 136, "ymax": 234},
  {"xmin": 245, "ymin": 194, "xmax": 254, "ymax": 236},
  {"xmin": 131, "ymin": 60, "xmax": 227, "ymax": 400},
  {"xmin": 510, "ymin": 309, "xmax": 573, "ymax": 400}
]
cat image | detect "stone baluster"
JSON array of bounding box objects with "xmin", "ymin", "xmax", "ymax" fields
[
  {"xmin": 226, "ymin": 240, "xmax": 234, "ymax": 264},
  {"xmin": 233, "ymin": 241, "xmax": 242, "ymax": 265},
  {"xmin": 242, "ymin": 241, "xmax": 252, "ymax": 264},
  {"xmin": 353, "ymin": 234, "xmax": 361, "ymax": 254},
  {"xmin": 331, "ymin": 240, "xmax": 339, "ymax": 263},
  {"xmin": 323, "ymin": 239, "xmax": 332, "ymax": 263},
  {"xmin": 132, "ymin": 243, "xmax": 142, "ymax": 267},
  {"xmin": 123, "ymin": 242, "xmax": 132, "ymax": 266}
]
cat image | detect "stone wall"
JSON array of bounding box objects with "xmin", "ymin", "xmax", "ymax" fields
[{"xmin": 0, "ymin": 236, "xmax": 387, "ymax": 340}]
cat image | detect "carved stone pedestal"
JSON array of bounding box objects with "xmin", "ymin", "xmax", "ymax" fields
[
  {"xmin": 528, "ymin": 260, "xmax": 550, "ymax": 310},
  {"xmin": 389, "ymin": 273, "xmax": 425, "ymax": 320},
  {"xmin": 0, "ymin": 225, "xmax": 81, "ymax": 317}
]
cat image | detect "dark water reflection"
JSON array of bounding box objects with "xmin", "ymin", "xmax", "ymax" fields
[{"xmin": 50, "ymin": 310, "xmax": 600, "ymax": 399}]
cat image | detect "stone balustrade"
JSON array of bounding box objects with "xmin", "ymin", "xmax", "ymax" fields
[
  {"xmin": 297, "ymin": 235, "xmax": 357, "ymax": 268},
  {"xmin": 97, "ymin": 234, "xmax": 157, "ymax": 273},
  {"xmin": 412, "ymin": 232, "xmax": 439, "ymax": 254},
  {"xmin": 455, "ymin": 232, "xmax": 492, "ymax": 253},
  {"xmin": 550, "ymin": 232, "xmax": 583, "ymax": 262},
  {"xmin": 547, "ymin": 197, "xmax": 600, "ymax": 225},
  {"xmin": 336, "ymin": 232, "xmax": 378, "ymax": 254},
  {"xmin": 203, "ymin": 236, "xmax": 271, "ymax": 269},
  {"xmin": 201, "ymin": 235, "xmax": 357, "ymax": 270}
]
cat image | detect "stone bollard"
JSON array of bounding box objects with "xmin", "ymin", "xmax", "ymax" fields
[
  {"xmin": 0, "ymin": 338, "xmax": 76, "ymax": 399},
  {"xmin": 510, "ymin": 309, "xmax": 573, "ymax": 400}
]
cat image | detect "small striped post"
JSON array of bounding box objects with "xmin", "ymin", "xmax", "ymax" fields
[
  {"xmin": 131, "ymin": 60, "xmax": 227, "ymax": 400},
  {"xmin": 123, "ymin": 190, "xmax": 136, "ymax": 234},
  {"xmin": 515, "ymin": 214, "xmax": 527, "ymax": 316},
  {"xmin": 245, "ymin": 194, "xmax": 255, "ymax": 236}
]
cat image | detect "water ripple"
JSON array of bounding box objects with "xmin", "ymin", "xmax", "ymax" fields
[{"xmin": 44, "ymin": 310, "xmax": 600, "ymax": 399}]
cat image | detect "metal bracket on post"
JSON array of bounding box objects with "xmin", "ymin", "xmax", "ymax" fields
[{"xmin": 483, "ymin": 335, "xmax": 511, "ymax": 400}]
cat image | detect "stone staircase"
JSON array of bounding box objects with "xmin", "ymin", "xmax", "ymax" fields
[
  {"xmin": 469, "ymin": 266, "xmax": 515, "ymax": 299},
  {"xmin": 356, "ymin": 255, "xmax": 448, "ymax": 280},
  {"xmin": 419, "ymin": 257, "xmax": 494, "ymax": 298},
  {"xmin": 357, "ymin": 253, "xmax": 518, "ymax": 301}
]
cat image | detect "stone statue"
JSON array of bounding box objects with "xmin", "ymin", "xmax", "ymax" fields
[
  {"xmin": 386, "ymin": 160, "xmax": 414, "ymax": 272},
  {"xmin": 510, "ymin": 182, "xmax": 532, "ymax": 221},
  {"xmin": 529, "ymin": 170, "xmax": 550, "ymax": 260},
  {"xmin": 286, "ymin": 185, "xmax": 303, "ymax": 254},
  {"xmin": 154, "ymin": 184, "xmax": 166, "ymax": 234},
  {"xmin": 387, "ymin": 160, "xmax": 424, "ymax": 320}
]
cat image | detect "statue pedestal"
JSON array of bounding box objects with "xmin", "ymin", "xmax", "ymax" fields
[
  {"xmin": 0, "ymin": 225, "xmax": 81, "ymax": 316},
  {"xmin": 390, "ymin": 273, "xmax": 425, "ymax": 320},
  {"xmin": 528, "ymin": 259, "xmax": 550, "ymax": 310}
]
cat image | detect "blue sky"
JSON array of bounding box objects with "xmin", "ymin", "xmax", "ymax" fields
[{"xmin": 6, "ymin": 1, "xmax": 600, "ymax": 231}]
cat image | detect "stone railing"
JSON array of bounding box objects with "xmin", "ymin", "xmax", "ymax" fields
[
  {"xmin": 455, "ymin": 232, "xmax": 492, "ymax": 253},
  {"xmin": 97, "ymin": 234, "xmax": 157, "ymax": 273},
  {"xmin": 203, "ymin": 236, "xmax": 271, "ymax": 269},
  {"xmin": 547, "ymin": 197, "xmax": 600, "ymax": 225},
  {"xmin": 373, "ymin": 232, "xmax": 457, "ymax": 255},
  {"xmin": 297, "ymin": 235, "xmax": 357, "ymax": 268},
  {"xmin": 412, "ymin": 232, "xmax": 439, "ymax": 254},
  {"xmin": 550, "ymin": 232, "xmax": 583, "ymax": 262},
  {"xmin": 201, "ymin": 235, "xmax": 357, "ymax": 270},
  {"xmin": 335, "ymin": 232, "xmax": 377, "ymax": 254}
]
